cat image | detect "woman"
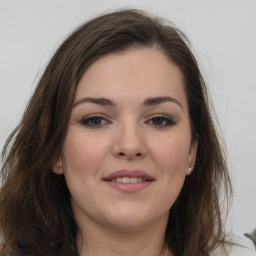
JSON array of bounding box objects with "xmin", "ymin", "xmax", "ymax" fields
[{"xmin": 0, "ymin": 9, "xmax": 255, "ymax": 256}]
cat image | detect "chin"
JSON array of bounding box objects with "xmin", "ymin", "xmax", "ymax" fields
[
  {"xmin": 106, "ymin": 217, "xmax": 151, "ymax": 231},
  {"xmin": 101, "ymin": 207, "xmax": 168, "ymax": 231}
]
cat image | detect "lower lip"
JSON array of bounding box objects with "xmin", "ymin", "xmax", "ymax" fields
[{"xmin": 104, "ymin": 181, "xmax": 153, "ymax": 192}]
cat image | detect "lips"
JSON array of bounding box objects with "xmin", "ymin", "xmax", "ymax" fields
[
  {"xmin": 110, "ymin": 177, "xmax": 145, "ymax": 183},
  {"xmin": 103, "ymin": 170, "xmax": 154, "ymax": 182},
  {"xmin": 103, "ymin": 170, "xmax": 154, "ymax": 192}
]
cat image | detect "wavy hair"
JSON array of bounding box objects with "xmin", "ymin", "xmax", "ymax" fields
[{"xmin": 0, "ymin": 9, "xmax": 232, "ymax": 256}]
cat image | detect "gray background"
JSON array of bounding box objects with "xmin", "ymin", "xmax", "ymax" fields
[{"xmin": 0, "ymin": 0, "xmax": 255, "ymax": 235}]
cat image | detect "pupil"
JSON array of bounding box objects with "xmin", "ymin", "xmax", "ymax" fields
[
  {"xmin": 92, "ymin": 118, "xmax": 101, "ymax": 125},
  {"xmin": 153, "ymin": 118, "xmax": 163, "ymax": 125}
]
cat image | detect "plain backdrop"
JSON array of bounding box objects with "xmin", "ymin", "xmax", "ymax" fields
[{"xmin": 0, "ymin": 0, "xmax": 255, "ymax": 235}]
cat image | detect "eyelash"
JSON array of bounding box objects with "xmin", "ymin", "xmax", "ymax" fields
[
  {"xmin": 80, "ymin": 115, "xmax": 176, "ymax": 128},
  {"xmin": 80, "ymin": 116, "xmax": 111, "ymax": 128},
  {"xmin": 146, "ymin": 116, "xmax": 176, "ymax": 128}
]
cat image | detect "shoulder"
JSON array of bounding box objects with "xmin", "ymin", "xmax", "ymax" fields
[{"xmin": 211, "ymin": 234, "xmax": 256, "ymax": 256}]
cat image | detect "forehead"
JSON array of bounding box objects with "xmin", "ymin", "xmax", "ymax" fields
[{"xmin": 75, "ymin": 48, "xmax": 187, "ymax": 107}]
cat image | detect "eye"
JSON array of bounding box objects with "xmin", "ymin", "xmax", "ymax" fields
[
  {"xmin": 80, "ymin": 116, "xmax": 110, "ymax": 128},
  {"xmin": 147, "ymin": 116, "xmax": 175, "ymax": 127}
]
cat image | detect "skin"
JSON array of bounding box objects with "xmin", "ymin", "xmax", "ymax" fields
[{"xmin": 53, "ymin": 48, "xmax": 197, "ymax": 256}]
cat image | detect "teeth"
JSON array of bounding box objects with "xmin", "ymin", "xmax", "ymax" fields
[
  {"xmin": 130, "ymin": 177, "xmax": 138, "ymax": 183},
  {"xmin": 122, "ymin": 177, "xmax": 130, "ymax": 183},
  {"xmin": 116, "ymin": 177, "xmax": 122, "ymax": 183},
  {"xmin": 111, "ymin": 177, "xmax": 145, "ymax": 183}
]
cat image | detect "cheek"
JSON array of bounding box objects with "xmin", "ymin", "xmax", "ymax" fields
[
  {"xmin": 151, "ymin": 137, "xmax": 190, "ymax": 176},
  {"xmin": 62, "ymin": 129, "xmax": 111, "ymax": 172},
  {"xmin": 61, "ymin": 130, "xmax": 109, "ymax": 202},
  {"xmin": 154, "ymin": 142, "xmax": 188, "ymax": 211},
  {"xmin": 148, "ymin": 132, "xmax": 190, "ymax": 208}
]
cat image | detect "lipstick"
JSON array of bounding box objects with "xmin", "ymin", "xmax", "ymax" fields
[{"xmin": 103, "ymin": 170, "xmax": 154, "ymax": 192}]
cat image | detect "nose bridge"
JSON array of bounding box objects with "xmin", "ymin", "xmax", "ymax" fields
[{"xmin": 113, "ymin": 116, "xmax": 146, "ymax": 159}]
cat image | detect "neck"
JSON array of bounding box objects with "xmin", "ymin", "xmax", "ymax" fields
[{"xmin": 76, "ymin": 217, "xmax": 172, "ymax": 256}]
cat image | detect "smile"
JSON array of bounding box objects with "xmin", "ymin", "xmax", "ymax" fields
[
  {"xmin": 103, "ymin": 170, "xmax": 154, "ymax": 192},
  {"xmin": 111, "ymin": 177, "xmax": 146, "ymax": 183}
]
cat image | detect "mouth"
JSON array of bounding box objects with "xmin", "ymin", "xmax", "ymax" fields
[
  {"xmin": 109, "ymin": 177, "xmax": 147, "ymax": 183},
  {"xmin": 102, "ymin": 170, "xmax": 154, "ymax": 192}
]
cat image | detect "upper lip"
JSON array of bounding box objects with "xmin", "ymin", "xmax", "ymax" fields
[{"xmin": 103, "ymin": 170, "xmax": 155, "ymax": 181}]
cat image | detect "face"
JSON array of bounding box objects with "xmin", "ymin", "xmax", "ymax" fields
[{"xmin": 53, "ymin": 48, "xmax": 197, "ymax": 232}]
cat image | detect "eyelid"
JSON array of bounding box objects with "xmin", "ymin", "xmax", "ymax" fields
[
  {"xmin": 80, "ymin": 113, "xmax": 110, "ymax": 120},
  {"xmin": 80, "ymin": 114, "xmax": 112, "ymax": 127},
  {"xmin": 145, "ymin": 113, "xmax": 175, "ymax": 121},
  {"xmin": 145, "ymin": 114, "xmax": 176, "ymax": 127}
]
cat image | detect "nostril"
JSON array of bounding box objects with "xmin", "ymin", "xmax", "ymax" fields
[{"xmin": 117, "ymin": 152, "xmax": 143, "ymax": 158}]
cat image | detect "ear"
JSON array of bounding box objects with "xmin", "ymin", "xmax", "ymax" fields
[
  {"xmin": 186, "ymin": 138, "xmax": 198, "ymax": 175},
  {"xmin": 52, "ymin": 155, "xmax": 64, "ymax": 175}
]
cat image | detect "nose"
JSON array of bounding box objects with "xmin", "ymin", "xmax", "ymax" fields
[{"xmin": 112, "ymin": 120, "xmax": 147, "ymax": 161}]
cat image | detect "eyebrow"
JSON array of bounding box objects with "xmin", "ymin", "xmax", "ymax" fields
[
  {"xmin": 73, "ymin": 96, "xmax": 183, "ymax": 110},
  {"xmin": 143, "ymin": 96, "xmax": 183, "ymax": 110},
  {"xmin": 73, "ymin": 97, "xmax": 116, "ymax": 108}
]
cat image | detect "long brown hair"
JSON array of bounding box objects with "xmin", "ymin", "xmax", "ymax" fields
[{"xmin": 0, "ymin": 9, "xmax": 232, "ymax": 256}]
